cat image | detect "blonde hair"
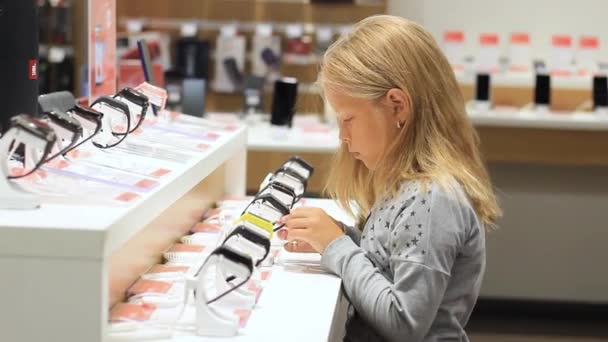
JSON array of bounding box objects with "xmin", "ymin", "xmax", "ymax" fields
[{"xmin": 318, "ymin": 15, "xmax": 501, "ymax": 227}]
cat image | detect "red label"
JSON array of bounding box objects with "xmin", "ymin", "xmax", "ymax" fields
[
  {"xmin": 261, "ymin": 270, "xmax": 272, "ymax": 281},
  {"xmin": 580, "ymin": 36, "xmax": 599, "ymax": 49},
  {"xmin": 111, "ymin": 303, "xmax": 157, "ymax": 322},
  {"xmin": 191, "ymin": 222, "xmax": 221, "ymax": 233},
  {"xmin": 510, "ymin": 33, "xmax": 530, "ymax": 44},
  {"xmin": 128, "ymin": 279, "xmax": 172, "ymax": 296},
  {"xmin": 168, "ymin": 243, "xmax": 205, "ymax": 253},
  {"xmin": 444, "ymin": 31, "xmax": 464, "ymax": 43},
  {"xmin": 135, "ymin": 179, "xmax": 159, "ymax": 189},
  {"xmin": 29, "ymin": 60, "xmax": 38, "ymax": 80},
  {"xmin": 552, "ymin": 35, "xmax": 572, "ymax": 47},
  {"xmin": 150, "ymin": 168, "xmax": 171, "ymax": 177},
  {"xmin": 115, "ymin": 192, "xmax": 139, "ymax": 202},
  {"xmin": 234, "ymin": 309, "xmax": 252, "ymax": 328},
  {"xmin": 480, "ymin": 33, "xmax": 499, "ymax": 46}
]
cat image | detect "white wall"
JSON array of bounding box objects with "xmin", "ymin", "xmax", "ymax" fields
[{"xmin": 388, "ymin": 0, "xmax": 608, "ymax": 62}]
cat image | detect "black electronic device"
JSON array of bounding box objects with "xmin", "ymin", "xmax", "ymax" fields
[
  {"xmin": 592, "ymin": 76, "xmax": 608, "ymax": 109},
  {"xmin": 176, "ymin": 38, "xmax": 210, "ymax": 79},
  {"xmin": 270, "ymin": 78, "xmax": 299, "ymax": 127},
  {"xmin": 534, "ymin": 74, "xmax": 551, "ymax": 107},
  {"xmin": 475, "ymin": 73, "xmax": 491, "ymax": 102},
  {"xmin": 0, "ymin": 0, "xmax": 40, "ymax": 133}
]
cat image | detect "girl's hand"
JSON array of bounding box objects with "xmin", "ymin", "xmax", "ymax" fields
[{"xmin": 278, "ymin": 207, "xmax": 345, "ymax": 253}]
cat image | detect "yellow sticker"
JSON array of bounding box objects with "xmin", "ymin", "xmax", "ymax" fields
[{"xmin": 235, "ymin": 213, "xmax": 274, "ymax": 238}]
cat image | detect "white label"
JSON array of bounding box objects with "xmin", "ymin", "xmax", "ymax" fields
[
  {"xmin": 285, "ymin": 24, "xmax": 303, "ymax": 39},
  {"xmin": 126, "ymin": 20, "xmax": 144, "ymax": 34},
  {"xmin": 48, "ymin": 47, "xmax": 66, "ymax": 63},
  {"xmin": 477, "ymin": 45, "xmax": 500, "ymax": 73},
  {"xmin": 221, "ymin": 24, "xmax": 238, "ymax": 38},
  {"xmin": 256, "ymin": 23, "xmax": 273, "ymax": 37},
  {"xmin": 509, "ymin": 44, "xmax": 531, "ymax": 72},
  {"xmin": 316, "ymin": 26, "xmax": 333, "ymax": 43},
  {"xmin": 445, "ymin": 41, "xmax": 464, "ymax": 70},
  {"xmin": 180, "ymin": 22, "xmax": 198, "ymax": 38}
]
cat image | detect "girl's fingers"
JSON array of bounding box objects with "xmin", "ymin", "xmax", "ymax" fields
[
  {"xmin": 287, "ymin": 207, "xmax": 316, "ymax": 218},
  {"xmin": 284, "ymin": 240, "xmax": 315, "ymax": 253},
  {"xmin": 277, "ymin": 229, "xmax": 288, "ymax": 240},
  {"xmin": 285, "ymin": 227, "xmax": 311, "ymax": 242},
  {"xmin": 283, "ymin": 217, "xmax": 310, "ymax": 229}
]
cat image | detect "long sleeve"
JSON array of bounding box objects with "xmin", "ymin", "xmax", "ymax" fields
[
  {"xmin": 321, "ymin": 183, "xmax": 474, "ymax": 342},
  {"xmin": 338, "ymin": 221, "xmax": 362, "ymax": 245}
]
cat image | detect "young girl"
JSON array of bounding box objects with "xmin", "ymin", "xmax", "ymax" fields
[{"xmin": 278, "ymin": 15, "xmax": 501, "ymax": 342}]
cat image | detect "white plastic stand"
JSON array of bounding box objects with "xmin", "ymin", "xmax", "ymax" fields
[
  {"xmin": 216, "ymin": 264, "xmax": 257, "ymax": 309},
  {"xmin": 595, "ymin": 106, "xmax": 608, "ymax": 116},
  {"xmin": 534, "ymin": 104, "xmax": 550, "ymax": 114},
  {"xmin": 91, "ymin": 102, "xmax": 122, "ymax": 147},
  {"xmin": 194, "ymin": 254, "xmax": 245, "ymax": 337},
  {"xmin": 473, "ymin": 100, "xmax": 492, "ymax": 113},
  {"xmin": 224, "ymin": 233, "xmax": 268, "ymax": 265},
  {"xmin": 0, "ymin": 128, "xmax": 42, "ymax": 210}
]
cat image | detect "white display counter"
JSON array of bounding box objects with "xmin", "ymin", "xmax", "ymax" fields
[{"xmin": 0, "ymin": 124, "xmax": 250, "ymax": 341}]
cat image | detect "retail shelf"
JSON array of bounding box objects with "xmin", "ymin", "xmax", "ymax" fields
[
  {"xmin": 119, "ymin": 17, "xmax": 354, "ymax": 35},
  {"xmin": 211, "ymin": 110, "xmax": 608, "ymax": 157},
  {"xmin": 456, "ymin": 72, "xmax": 594, "ymax": 90},
  {"xmin": 134, "ymin": 198, "xmax": 352, "ymax": 342},
  {"xmin": 469, "ymin": 109, "xmax": 608, "ymax": 131},
  {"xmin": 0, "ymin": 125, "xmax": 247, "ymax": 259}
]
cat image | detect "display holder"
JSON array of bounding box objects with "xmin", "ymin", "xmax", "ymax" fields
[
  {"xmin": 223, "ymin": 224, "xmax": 271, "ymax": 266},
  {"xmin": 272, "ymin": 167, "xmax": 308, "ymax": 199},
  {"xmin": 0, "ymin": 105, "xmax": 248, "ymax": 341},
  {"xmin": 68, "ymin": 104, "xmax": 104, "ymax": 152},
  {"xmin": 112, "ymin": 87, "xmax": 150, "ymax": 133},
  {"xmin": 467, "ymin": 73, "xmax": 492, "ymax": 114},
  {"xmin": 0, "ymin": 115, "xmax": 56, "ymax": 209},
  {"xmin": 593, "ymin": 75, "xmax": 608, "ymax": 115},
  {"xmin": 193, "ymin": 246, "xmax": 253, "ymax": 337},
  {"xmin": 283, "ymin": 155, "xmax": 314, "ymax": 179},
  {"xmin": 38, "ymin": 91, "xmax": 102, "ymax": 154},
  {"xmin": 258, "ymin": 182, "xmax": 297, "ymax": 210},
  {"xmin": 243, "ymin": 193, "xmax": 290, "ymax": 231},
  {"xmin": 41, "ymin": 110, "xmax": 83, "ymax": 162},
  {"xmin": 90, "ymin": 96, "xmax": 131, "ymax": 148}
]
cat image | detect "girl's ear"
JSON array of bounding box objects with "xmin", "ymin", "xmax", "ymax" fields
[{"xmin": 385, "ymin": 88, "xmax": 412, "ymax": 125}]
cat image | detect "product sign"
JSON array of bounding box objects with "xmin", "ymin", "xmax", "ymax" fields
[{"xmin": 88, "ymin": 0, "xmax": 116, "ymax": 104}]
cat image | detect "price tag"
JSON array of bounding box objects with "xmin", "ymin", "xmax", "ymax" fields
[
  {"xmin": 508, "ymin": 32, "xmax": 531, "ymax": 73},
  {"xmin": 48, "ymin": 47, "xmax": 66, "ymax": 63},
  {"xmin": 126, "ymin": 20, "xmax": 144, "ymax": 34},
  {"xmin": 136, "ymin": 82, "xmax": 168, "ymax": 109},
  {"xmin": 577, "ymin": 36, "xmax": 599, "ymax": 76},
  {"xmin": 550, "ymin": 35, "xmax": 574, "ymax": 76},
  {"xmin": 444, "ymin": 31, "xmax": 465, "ymax": 72},
  {"xmin": 180, "ymin": 22, "xmax": 198, "ymax": 38},
  {"xmin": 477, "ymin": 33, "xmax": 500, "ymax": 74}
]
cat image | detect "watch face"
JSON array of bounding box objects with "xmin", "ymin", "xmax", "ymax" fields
[
  {"xmin": 274, "ymin": 172, "xmax": 304, "ymax": 196},
  {"xmin": 12, "ymin": 114, "xmax": 54, "ymax": 142},
  {"xmin": 258, "ymin": 185, "xmax": 295, "ymax": 209},
  {"xmin": 283, "ymin": 160, "xmax": 311, "ymax": 179},
  {"xmin": 246, "ymin": 200, "xmax": 283, "ymax": 224}
]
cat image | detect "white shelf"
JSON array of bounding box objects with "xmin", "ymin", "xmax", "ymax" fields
[
  {"xmin": 110, "ymin": 198, "xmax": 352, "ymax": 342},
  {"xmin": 0, "ymin": 126, "xmax": 247, "ymax": 259},
  {"xmin": 210, "ymin": 110, "xmax": 608, "ymax": 155},
  {"xmin": 241, "ymin": 109, "xmax": 608, "ymax": 153},
  {"xmin": 469, "ymin": 109, "xmax": 608, "ymax": 131},
  {"xmin": 247, "ymin": 123, "xmax": 340, "ymax": 153},
  {"xmin": 456, "ymin": 72, "xmax": 594, "ymax": 90}
]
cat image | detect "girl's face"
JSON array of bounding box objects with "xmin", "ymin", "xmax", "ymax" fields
[{"xmin": 327, "ymin": 89, "xmax": 401, "ymax": 171}]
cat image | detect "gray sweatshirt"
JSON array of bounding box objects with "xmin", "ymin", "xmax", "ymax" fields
[{"xmin": 321, "ymin": 180, "xmax": 485, "ymax": 342}]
